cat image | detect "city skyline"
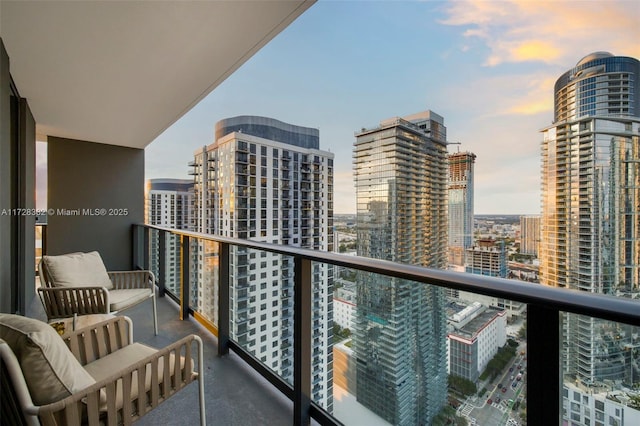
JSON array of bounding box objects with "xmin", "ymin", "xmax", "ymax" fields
[{"xmin": 139, "ymin": 0, "xmax": 639, "ymax": 215}]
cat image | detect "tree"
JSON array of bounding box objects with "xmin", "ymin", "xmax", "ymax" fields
[
  {"xmin": 518, "ymin": 322, "xmax": 527, "ymax": 339},
  {"xmin": 432, "ymin": 406, "xmax": 467, "ymax": 426},
  {"xmin": 448, "ymin": 375, "xmax": 477, "ymax": 397}
]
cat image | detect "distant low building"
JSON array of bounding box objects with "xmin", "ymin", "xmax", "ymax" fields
[
  {"xmin": 334, "ymin": 282, "xmax": 357, "ymax": 331},
  {"xmin": 563, "ymin": 382, "xmax": 640, "ymax": 426},
  {"xmin": 333, "ymin": 342, "xmax": 357, "ymax": 396},
  {"xmin": 447, "ymin": 302, "xmax": 507, "ymax": 383},
  {"xmin": 465, "ymin": 238, "xmax": 507, "ymax": 278}
]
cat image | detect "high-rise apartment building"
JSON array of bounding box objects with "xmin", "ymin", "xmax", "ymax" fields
[
  {"xmin": 191, "ymin": 116, "xmax": 334, "ymax": 410},
  {"xmin": 541, "ymin": 53, "xmax": 640, "ymax": 386},
  {"xmin": 465, "ymin": 238, "xmax": 507, "ymax": 278},
  {"xmin": 146, "ymin": 178, "xmax": 193, "ymax": 295},
  {"xmin": 448, "ymin": 152, "xmax": 476, "ymax": 267},
  {"xmin": 519, "ymin": 215, "xmax": 540, "ymax": 256},
  {"xmin": 353, "ymin": 111, "xmax": 448, "ymax": 425},
  {"xmin": 447, "ymin": 302, "xmax": 507, "ymax": 384}
]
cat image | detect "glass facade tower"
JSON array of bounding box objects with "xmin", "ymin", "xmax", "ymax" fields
[
  {"xmin": 353, "ymin": 111, "xmax": 448, "ymax": 425},
  {"xmin": 448, "ymin": 152, "xmax": 476, "ymax": 267},
  {"xmin": 541, "ymin": 53, "xmax": 640, "ymax": 386}
]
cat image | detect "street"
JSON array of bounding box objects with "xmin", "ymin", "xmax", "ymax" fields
[{"xmin": 458, "ymin": 340, "xmax": 527, "ymax": 425}]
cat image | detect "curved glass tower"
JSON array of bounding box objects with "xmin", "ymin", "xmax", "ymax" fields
[{"xmin": 541, "ymin": 53, "xmax": 640, "ymax": 385}]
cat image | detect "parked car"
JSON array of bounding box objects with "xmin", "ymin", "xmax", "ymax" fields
[
  {"xmin": 487, "ymin": 399, "xmax": 493, "ymax": 405},
  {"xmin": 502, "ymin": 387, "xmax": 507, "ymax": 393}
]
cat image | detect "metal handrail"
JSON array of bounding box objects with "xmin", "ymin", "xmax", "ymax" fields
[
  {"xmin": 136, "ymin": 223, "xmax": 640, "ymax": 426},
  {"xmin": 139, "ymin": 223, "xmax": 640, "ymax": 327}
]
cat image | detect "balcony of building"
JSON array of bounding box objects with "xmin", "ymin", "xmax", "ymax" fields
[
  {"xmin": 22, "ymin": 222, "xmax": 640, "ymax": 425},
  {"xmin": 3, "ymin": 3, "xmax": 640, "ymax": 426}
]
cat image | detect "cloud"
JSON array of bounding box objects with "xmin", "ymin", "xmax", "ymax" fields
[
  {"xmin": 441, "ymin": 0, "xmax": 640, "ymax": 66},
  {"xmin": 437, "ymin": 71, "xmax": 555, "ymax": 118}
]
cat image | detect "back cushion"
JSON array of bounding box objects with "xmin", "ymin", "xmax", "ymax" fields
[
  {"xmin": 42, "ymin": 251, "xmax": 113, "ymax": 290},
  {"xmin": 0, "ymin": 314, "xmax": 97, "ymax": 406}
]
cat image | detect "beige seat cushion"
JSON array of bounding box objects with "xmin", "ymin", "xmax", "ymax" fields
[
  {"xmin": 109, "ymin": 289, "xmax": 152, "ymax": 312},
  {"xmin": 43, "ymin": 251, "xmax": 113, "ymax": 290},
  {"xmin": 84, "ymin": 343, "xmax": 187, "ymax": 410},
  {"xmin": 0, "ymin": 314, "xmax": 96, "ymax": 406}
]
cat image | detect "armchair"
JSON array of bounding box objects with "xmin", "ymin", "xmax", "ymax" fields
[
  {"xmin": 38, "ymin": 252, "xmax": 158, "ymax": 335},
  {"xmin": 0, "ymin": 314, "xmax": 205, "ymax": 426}
]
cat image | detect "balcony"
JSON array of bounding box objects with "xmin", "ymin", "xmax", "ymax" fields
[
  {"xmin": 25, "ymin": 288, "xmax": 294, "ymax": 426},
  {"xmin": 131, "ymin": 224, "xmax": 640, "ymax": 426},
  {"xmin": 3, "ymin": 5, "xmax": 640, "ymax": 423}
]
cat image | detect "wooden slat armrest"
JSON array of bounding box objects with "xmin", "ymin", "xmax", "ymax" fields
[
  {"xmin": 63, "ymin": 316, "xmax": 134, "ymax": 366},
  {"xmin": 33, "ymin": 334, "xmax": 204, "ymax": 426},
  {"xmin": 108, "ymin": 270, "xmax": 155, "ymax": 291},
  {"xmin": 38, "ymin": 287, "xmax": 110, "ymax": 322}
]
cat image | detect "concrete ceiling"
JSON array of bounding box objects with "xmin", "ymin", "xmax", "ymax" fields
[{"xmin": 1, "ymin": 0, "xmax": 314, "ymax": 149}]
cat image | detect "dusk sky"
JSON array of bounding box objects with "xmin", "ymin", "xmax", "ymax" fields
[{"xmin": 142, "ymin": 0, "xmax": 640, "ymax": 215}]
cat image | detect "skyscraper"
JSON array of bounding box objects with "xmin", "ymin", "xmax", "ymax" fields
[
  {"xmin": 448, "ymin": 152, "xmax": 476, "ymax": 267},
  {"xmin": 541, "ymin": 53, "xmax": 640, "ymax": 385},
  {"xmin": 519, "ymin": 215, "xmax": 540, "ymax": 256},
  {"xmin": 191, "ymin": 116, "xmax": 335, "ymax": 410},
  {"xmin": 353, "ymin": 111, "xmax": 448, "ymax": 425},
  {"xmin": 146, "ymin": 178, "xmax": 193, "ymax": 295}
]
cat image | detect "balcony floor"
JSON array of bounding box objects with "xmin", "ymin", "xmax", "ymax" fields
[{"xmin": 28, "ymin": 293, "xmax": 296, "ymax": 426}]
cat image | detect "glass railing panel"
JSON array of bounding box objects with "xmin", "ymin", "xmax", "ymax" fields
[
  {"xmin": 229, "ymin": 247, "xmax": 295, "ymax": 385},
  {"xmin": 189, "ymin": 238, "xmax": 219, "ymax": 327},
  {"xmin": 462, "ymin": 296, "xmax": 527, "ymax": 426},
  {"xmin": 327, "ymin": 265, "xmax": 528, "ymax": 426},
  {"xmin": 560, "ymin": 313, "xmax": 639, "ymax": 426},
  {"xmin": 309, "ymin": 260, "xmax": 335, "ymax": 414},
  {"xmin": 150, "ymin": 230, "xmax": 184, "ymax": 300},
  {"xmin": 35, "ymin": 223, "xmax": 46, "ymax": 275},
  {"xmin": 148, "ymin": 228, "xmax": 160, "ymax": 286}
]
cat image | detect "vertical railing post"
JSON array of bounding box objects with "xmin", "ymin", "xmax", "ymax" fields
[
  {"xmin": 218, "ymin": 242, "xmax": 230, "ymax": 356},
  {"xmin": 158, "ymin": 230, "xmax": 166, "ymax": 297},
  {"xmin": 41, "ymin": 224, "xmax": 47, "ymax": 256},
  {"xmin": 132, "ymin": 225, "xmax": 141, "ymax": 269},
  {"xmin": 527, "ymin": 303, "xmax": 561, "ymax": 425},
  {"xmin": 294, "ymin": 256, "xmax": 312, "ymax": 426},
  {"xmin": 180, "ymin": 235, "xmax": 190, "ymax": 320},
  {"xmin": 142, "ymin": 226, "xmax": 150, "ymax": 271}
]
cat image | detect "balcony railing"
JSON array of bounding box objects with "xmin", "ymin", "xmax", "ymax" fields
[{"xmin": 133, "ymin": 224, "xmax": 640, "ymax": 426}]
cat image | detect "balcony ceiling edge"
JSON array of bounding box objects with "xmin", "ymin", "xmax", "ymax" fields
[{"xmin": 1, "ymin": 0, "xmax": 315, "ymax": 149}]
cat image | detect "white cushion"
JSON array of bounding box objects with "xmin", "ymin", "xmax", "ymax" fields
[
  {"xmin": 42, "ymin": 251, "xmax": 113, "ymax": 290},
  {"xmin": 0, "ymin": 314, "xmax": 96, "ymax": 406},
  {"xmin": 109, "ymin": 289, "xmax": 152, "ymax": 312}
]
